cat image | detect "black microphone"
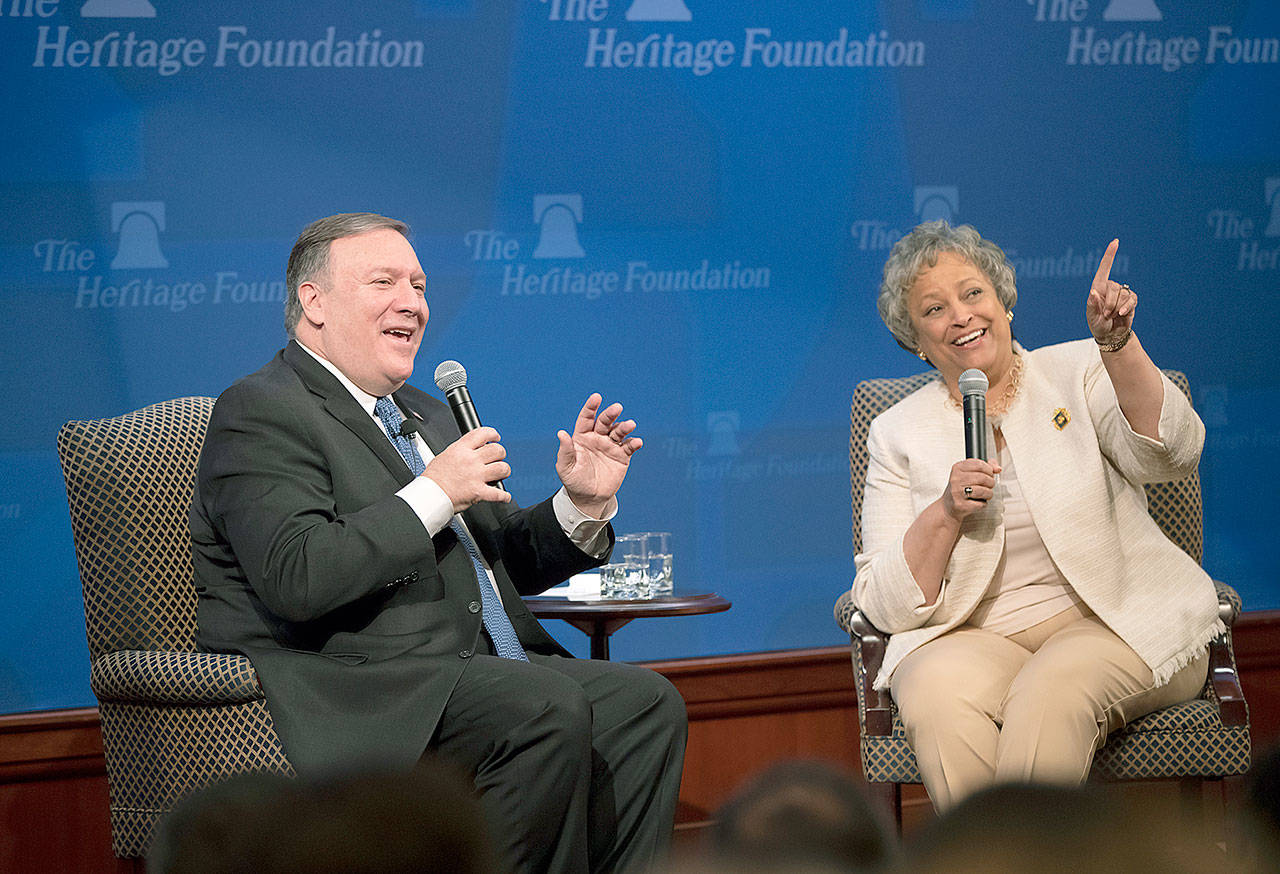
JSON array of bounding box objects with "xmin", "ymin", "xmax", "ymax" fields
[
  {"xmin": 959, "ymin": 368, "xmax": 988, "ymax": 462},
  {"xmin": 434, "ymin": 360, "xmax": 505, "ymax": 488},
  {"xmin": 433, "ymin": 360, "xmax": 482, "ymax": 434},
  {"xmin": 398, "ymin": 416, "xmax": 421, "ymax": 440}
]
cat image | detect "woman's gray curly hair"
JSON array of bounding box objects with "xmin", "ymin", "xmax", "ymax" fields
[{"xmin": 876, "ymin": 220, "xmax": 1018, "ymax": 354}]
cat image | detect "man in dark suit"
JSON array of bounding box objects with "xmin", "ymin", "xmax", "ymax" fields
[{"xmin": 191, "ymin": 213, "xmax": 687, "ymax": 874}]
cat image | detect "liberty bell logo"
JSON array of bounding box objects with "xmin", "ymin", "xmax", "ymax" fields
[
  {"xmin": 81, "ymin": 0, "xmax": 157, "ymax": 17},
  {"xmin": 533, "ymin": 194, "xmax": 586, "ymax": 259},
  {"xmin": 914, "ymin": 187, "xmax": 959, "ymax": 224},
  {"xmin": 110, "ymin": 202, "xmax": 169, "ymax": 269},
  {"xmin": 626, "ymin": 0, "xmax": 691, "ymax": 22},
  {"xmin": 706, "ymin": 411, "xmax": 740, "ymax": 457},
  {"xmin": 1103, "ymin": 0, "xmax": 1161, "ymax": 21}
]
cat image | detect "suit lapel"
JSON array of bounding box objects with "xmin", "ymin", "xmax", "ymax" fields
[
  {"xmin": 283, "ymin": 341, "xmax": 415, "ymax": 487},
  {"xmin": 395, "ymin": 394, "xmax": 453, "ymax": 458}
]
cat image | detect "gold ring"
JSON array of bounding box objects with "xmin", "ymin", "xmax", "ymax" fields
[{"xmin": 1120, "ymin": 283, "xmax": 1132, "ymax": 291}]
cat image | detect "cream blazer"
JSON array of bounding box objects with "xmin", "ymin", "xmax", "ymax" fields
[{"xmin": 852, "ymin": 339, "xmax": 1223, "ymax": 691}]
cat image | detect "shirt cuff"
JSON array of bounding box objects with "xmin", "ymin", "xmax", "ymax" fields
[
  {"xmin": 396, "ymin": 475, "xmax": 455, "ymax": 537},
  {"xmin": 553, "ymin": 488, "xmax": 616, "ymax": 558}
]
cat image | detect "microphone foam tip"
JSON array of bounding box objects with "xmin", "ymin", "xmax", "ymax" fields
[
  {"xmin": 958, "ymin": 368, "xmax": 989, "ymax": 396},
  {"xmin": 434, "ymin": 360, "xmax": 468, "ymax": 392}
]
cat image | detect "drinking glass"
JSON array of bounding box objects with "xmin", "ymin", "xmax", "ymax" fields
[
  {"xmin": 642, "ymin": 532, "xmax": 673, "ymax": 596},
  {"xmin": 600, "ymin": 534, "xmax": 650, "ymax": 600}
]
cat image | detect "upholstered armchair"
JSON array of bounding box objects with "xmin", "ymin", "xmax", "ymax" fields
[
  {"xmin": 833, "ymin": 371, "xmax": 1250, "ymax": 829},
  {"xmin": 58, "ymin": 397, "xmax": 294, "ymax": 859}
]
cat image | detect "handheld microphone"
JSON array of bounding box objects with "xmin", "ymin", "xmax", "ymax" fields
[
  {"xmin": 433, "ymin": 360, "xmax": 481, "ymax": 434},
  {"xmin": 958, "ymin": 368, "xmax": 988, "ymax": 462},
  {"xmin": 434, "ymin": 360, "xmax": 505, "ymax": 488}
]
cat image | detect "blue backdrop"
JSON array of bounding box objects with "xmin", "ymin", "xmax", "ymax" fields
[{"xmin": 2, "ymin": 0, "xmax": 1278, "ymax": 714}]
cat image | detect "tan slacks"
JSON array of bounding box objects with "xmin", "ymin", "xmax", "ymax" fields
[{"xmin": 889, "ymin": 602, "xmax": 1208, "ymax": 810}]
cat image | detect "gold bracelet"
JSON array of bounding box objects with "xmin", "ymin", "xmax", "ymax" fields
[{"xmin": 1096, "ymin": 329, "xmax": 1133, "ymax": 353}]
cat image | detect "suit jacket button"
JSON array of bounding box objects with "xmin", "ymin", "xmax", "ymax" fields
[
  {"xmin": 459, "ymin": 649, "xmax": 472, "ymax": 659},
  {"xmin": 468, "ymin": 600, "xmax": 481, "ymax": 614}
]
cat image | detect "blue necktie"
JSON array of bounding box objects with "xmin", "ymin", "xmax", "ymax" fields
[{"xmin": 373, "ymin": 396, "xmax": 529, "ymax": 661}]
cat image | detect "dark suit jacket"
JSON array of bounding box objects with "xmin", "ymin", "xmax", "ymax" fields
[{"xmin": 191, "ymin": 341, "xmax": 607, "ymax": 776}]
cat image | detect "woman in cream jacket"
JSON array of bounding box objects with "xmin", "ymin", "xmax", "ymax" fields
[{"xmin": 851, "ymin": 221, "xmax": 1221, "ymax": 810}]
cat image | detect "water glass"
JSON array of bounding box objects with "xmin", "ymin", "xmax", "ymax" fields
[
  {"xmin": 600, "ymin": 534, "xmax": 651, "ymax": 600},
  {"xmin": 642, "ymin": 532, "xmax": 673, "ymax": 596}
]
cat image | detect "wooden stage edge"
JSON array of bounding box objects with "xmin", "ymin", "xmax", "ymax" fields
[{"xmin": 3, "ymin": 609, "xmax": 1279, "ymax": 872}]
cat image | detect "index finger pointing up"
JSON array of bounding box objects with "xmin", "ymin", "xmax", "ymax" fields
[{"xmin": 1092, "ymin": 238, "xmax": 1119, "ymax": 290}]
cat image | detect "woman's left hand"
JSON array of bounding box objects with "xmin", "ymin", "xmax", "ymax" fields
[{"xmin": 1085, "ymin": 238, "xmax": 1137, "ymax": 346}]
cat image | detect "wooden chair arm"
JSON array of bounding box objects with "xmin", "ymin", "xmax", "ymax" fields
[
  {"xmin": 1208, "ymin": 634, "xmax": 1249, "ymax": 728},
  {"xmin": 849, "ymin": 610, "xmax": 895, "ymax": 737},
  {"xmin": 1209, "ymin": 581, "xmax": 1248, "ymax": 727}
]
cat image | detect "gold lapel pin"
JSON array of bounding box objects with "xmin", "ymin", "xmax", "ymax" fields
[{"xmin": 1052, "ymin": 408, "xmax": 1070, "ymax": 430}]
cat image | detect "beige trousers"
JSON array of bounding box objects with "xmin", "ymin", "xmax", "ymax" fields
[{"xmin": 889, "ymin": 602, "xmax": 1208, "ymax": 810}]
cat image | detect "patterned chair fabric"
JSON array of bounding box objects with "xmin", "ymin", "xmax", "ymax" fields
[
  {"xmin": 58, "ymin": 397, "xmax": 294, "ymax": 859},
  {"xmin": 833, "ymin": 370, "xmax": 1250, "ymax": 817}
]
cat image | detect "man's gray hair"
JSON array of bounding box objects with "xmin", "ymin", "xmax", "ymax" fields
[
  {"xmin": 284, "ymin": 213, "xmax": 411, "ymax": 337},
  {"xmin": 876, "ymin": 220, "xmax": 1017, "ymax": 354}
]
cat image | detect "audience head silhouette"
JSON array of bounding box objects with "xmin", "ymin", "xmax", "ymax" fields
[
  {"xmin": 706, "ymin": 759, "xmax": 892, "ymax": 872},
  {"xmin": 148, "ymin": 759, "xmax": 498, "ymax": 874},
  {"xmin": 901, "ymin": 782, "xmax": 1226, "ymax": 874}
]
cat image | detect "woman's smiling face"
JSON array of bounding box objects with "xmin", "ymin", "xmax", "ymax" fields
[{"xmin": 907, "ymin": 250, "xmax": 1013, "ymax": 389}]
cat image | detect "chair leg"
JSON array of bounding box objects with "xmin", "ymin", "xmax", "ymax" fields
[
  {"xmin": 1200, "ymin": 777, "xmax": 1234, "ymax": 853},
  {"xmin": 1179, "ymin": 777, "xmax": 1215, "ymax": 847},
  {"xmin": 1179, "ymin": 777, "xmax": 1203, "ymax": 819},
  {"xmin": 866, "ymin": 781, "xmax": 903, "ymax": 837}
]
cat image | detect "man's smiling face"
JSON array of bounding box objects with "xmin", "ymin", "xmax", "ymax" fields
[{"xmin": 298, "ymin": 227, "xmax": 429, "ymax": 397}]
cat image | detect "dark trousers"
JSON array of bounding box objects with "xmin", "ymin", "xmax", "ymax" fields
[{"xmin": 430, "ymin": 649, "xmax": 688, "ymax": 874}]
